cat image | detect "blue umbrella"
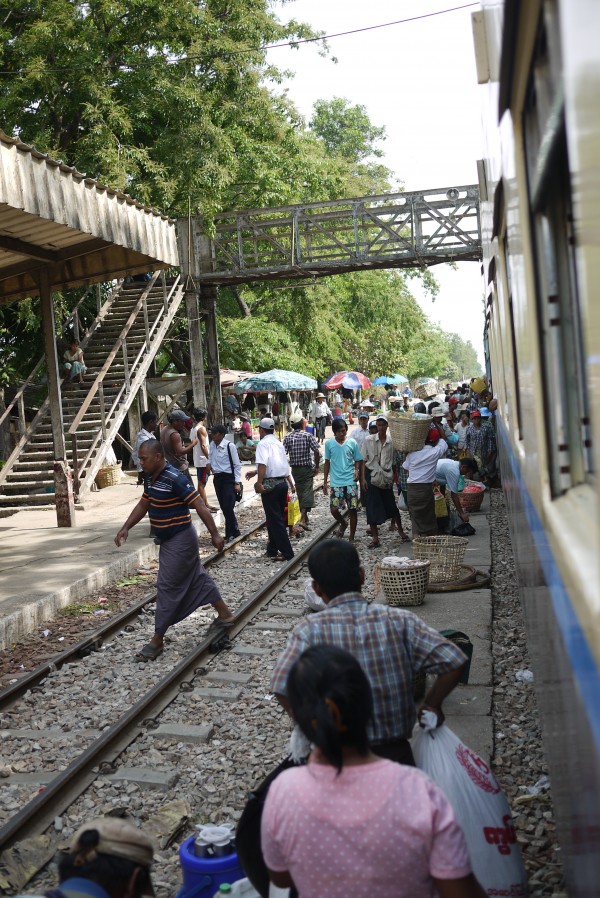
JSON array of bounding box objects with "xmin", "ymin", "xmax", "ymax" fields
[
  {"xmin": 372, "ymin": 374, "xmax": 409, "ymax": 385},
  {"xmin": 233, "ymin": 368, "xmax": 317, "ymax": 394}
]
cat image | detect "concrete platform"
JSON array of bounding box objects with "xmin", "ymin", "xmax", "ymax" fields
[{"xmin": 0, "ymin": 467, "xmax": 261, "ymax": 649}]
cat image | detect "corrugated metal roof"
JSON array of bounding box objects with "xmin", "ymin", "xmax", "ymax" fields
[{"xmin": 0, "ymin": 130, "xmax": 179, "ymax": 303}]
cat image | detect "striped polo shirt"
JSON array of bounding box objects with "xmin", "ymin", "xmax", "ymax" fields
[{"xmin": 143, "ymin": 463, "xmax": 199, "ymax": 540}]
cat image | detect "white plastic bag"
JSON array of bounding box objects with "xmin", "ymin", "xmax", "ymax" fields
[
  {"xmin": 304, "ymin": 577, "xmax": 325, "ymax": 612},
  {"xmin": 412, "ymin": 718, "xmax": 527, "ymax": 897}
]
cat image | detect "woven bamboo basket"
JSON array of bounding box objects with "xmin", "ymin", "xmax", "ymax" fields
[
  {"xmin": 95, "ymin": 464, "xmax": 121, "ymax": 489},
  {"xmin": 388, "ymin": 413, "xmax": 432, "ymax": 452},
  {"xmin": 459, "ymin": 480, "xmax": 486, "ymax": 513},
  {"xmin": 414, "ymin": 379, "xmax": 438, "ymax": 400},
  {"xmin": 412, "ymin": 535, "xmax": 469, "ymax": 583},
  {"xmin": 376, "ymin": 560, "xmax": 430, "ymax": 607}
]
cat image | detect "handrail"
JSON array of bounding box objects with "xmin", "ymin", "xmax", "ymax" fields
[
  {"xmin": 0, "ymin": 280, "xmax": 123, "ymax": 433},
  {"xmin": 68, "ymin": 276, "xmax": 181, "ymax": 483},
  {"xmin": 67, "ymin": 273, "xmax": 161, "ymax": 436}
]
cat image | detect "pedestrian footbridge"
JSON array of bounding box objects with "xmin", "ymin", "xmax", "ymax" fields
[{"xmin": 182, "ymin": 185, "xmax": 482, "ymax": 285}]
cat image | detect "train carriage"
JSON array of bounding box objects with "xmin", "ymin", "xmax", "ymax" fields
[{"xmin": 473, "ymin": 1, "xmax": 600, "ymax": 893}]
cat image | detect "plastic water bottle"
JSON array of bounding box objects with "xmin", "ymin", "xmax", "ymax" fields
[{"xmin": 213, "ymin": 879, "xmax": 261, "ymax": 897}]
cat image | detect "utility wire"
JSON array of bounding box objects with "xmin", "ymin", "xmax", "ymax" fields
[{"xmin": 0, "ymin": 3, "xmax": 479, "ymax": 76}]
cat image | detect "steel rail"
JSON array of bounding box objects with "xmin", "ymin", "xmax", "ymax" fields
[{"xmin": 0, "ymin": 515, "xmax": 339, "ymax": 856}]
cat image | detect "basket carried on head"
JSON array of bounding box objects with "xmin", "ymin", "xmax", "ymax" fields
[
  {"xmin": 459, "ymin": 480, "xmax": 486, "ymax": 513},
  {"xmin": 95, "ymin": 463, "xmax": 121, "ymax": 489},
  {"xmin": 376, "ymin": 560, "xmax": 430, "ymax": 606},
  {"xmin": 414, "ymin": 379, "xmax": 438, "ymax": 400},
  {"xmin": 412, "ymin": 535, "xmax": 468, "ymax": 583},
  {"xmin": 388, "ymin": 413, "xmax": 432, "ymax": 452}
]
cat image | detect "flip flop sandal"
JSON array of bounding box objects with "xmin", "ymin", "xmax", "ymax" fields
[
  {"xmin": 135, "ymin": 643, "xmax": 164, "ymax": 662},
  {"xmin": 367, "ymin": 541, "xmax": 381, "ymax": 549}
]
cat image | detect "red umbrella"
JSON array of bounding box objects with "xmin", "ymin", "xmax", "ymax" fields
[{"xmin": 324, "ymin": 371, "xmax": 371, "ymax": 390}]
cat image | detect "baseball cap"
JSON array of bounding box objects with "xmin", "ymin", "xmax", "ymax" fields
[
  {"xmin": 375, "ymin": 414, "xmax": 388, "ymax": 423},
  {"xmin": 358, "ymin": 411, "xmax": 369, "ymax": 419},
  {"xmin": 368, "ymin": 420, "xmax": 378, "ymax": 430},
  {"xmin": 259, "ymin": 417, "xmax": 275, "ymax": 430},
  {"xmin": 69, "ymin": 818, "xmax": 155, "ymax": 894},
  {"xmin": 431, "ymin": 407, "xmax": 444, "ymax": 417},
  {"xmin": 426, "ymin": 426, "xmax": 441, "ymax": 444},
  {"xmin": 471, "ymin": 410, "xmax": 481, "ymax": 418},
  {"xmin": 289, "ymin": 410, "xmax": 304, "ymax": 424},
  {"xmin": 168, "ymin": 409, "xmax": 188, "ymax": 422}
]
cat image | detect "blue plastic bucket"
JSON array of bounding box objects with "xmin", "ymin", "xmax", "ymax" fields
[{"xmin": 177, "ymin": 836, "xmax": 244, "ymax": 898}]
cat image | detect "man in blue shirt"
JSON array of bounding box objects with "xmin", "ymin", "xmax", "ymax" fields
[
  {"xmin": 435, "ymin": 457, "xmax": 478, "ymax": 525},
  {"xmin": 115, "ymin": 440, "xmax": 234, "ymax": 660},
  {"xmin": 323, "ymin": 418, "xmax": 362, "ymax": 542}
]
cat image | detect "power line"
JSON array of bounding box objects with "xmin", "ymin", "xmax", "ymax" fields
[{"xmin": 0, "ymin": 3, "xmax": 479, "ymax": 76}]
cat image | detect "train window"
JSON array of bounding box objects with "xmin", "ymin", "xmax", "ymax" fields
[
  {"xmin": 501, "ymin": 233, "xmax": 523, "ymax": 439},
  {"xmin": 522, "ymin": 2, "xmax": 593, "ymax": 494}
]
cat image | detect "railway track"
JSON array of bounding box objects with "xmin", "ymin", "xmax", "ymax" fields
[{"xmin": 0, "ymin": 491, "xmax": 342, "ymax": 894}]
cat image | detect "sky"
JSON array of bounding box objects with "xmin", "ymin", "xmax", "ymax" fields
[{"xmin": 267, "ymin": 0, "xmax": 485, "ymax": 364}]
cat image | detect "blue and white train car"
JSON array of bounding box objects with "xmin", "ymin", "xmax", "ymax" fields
[{"xmin": 472, "ymin": 1, "xmax": 600, "ymax": 893}]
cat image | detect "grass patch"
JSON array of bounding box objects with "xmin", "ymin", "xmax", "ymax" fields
[{"xmin": 59, "ymin": 601, "xmax": 117, "ymax": 616}]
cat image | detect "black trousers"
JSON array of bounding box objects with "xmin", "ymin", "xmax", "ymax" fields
[
  {"xmin": 261, "ymin": 480, "xmax": 294, "ymax": 560},
  {"xmin": 213, "ymin": 472, "xmax": 239, "ymax": 540}
]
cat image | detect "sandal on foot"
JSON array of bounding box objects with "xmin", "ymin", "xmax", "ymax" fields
[
  {"xmin": 335, "ymin": 524, "xmax": 348, "ymax": 537},
  {"xmin": 214, "ymin": 617, "xmax": 236, "ymax": 628},
  {"xmin": 135, "ymin": 643, "xmax": 163, "ymax": 662},
  {"xmin": 367, "ymin": 541, "xmax": 381, "ymax": 549}
]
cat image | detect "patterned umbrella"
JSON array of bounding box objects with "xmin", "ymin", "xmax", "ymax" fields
[{"xmin": 323, "ymin": 371, "xmax": 371, "ymax": 390}]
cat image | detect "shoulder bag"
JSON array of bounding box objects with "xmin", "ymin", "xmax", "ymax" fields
[{"xmin": 226, "ymin": 442, "xmax": 243, "ymax": 503}]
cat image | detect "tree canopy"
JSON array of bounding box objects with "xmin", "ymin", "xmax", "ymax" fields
[{"xmin": 0, "ymin": 1, "xmax": 483, "ymax": 394}]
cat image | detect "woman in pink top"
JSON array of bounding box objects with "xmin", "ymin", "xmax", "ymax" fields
[{"xmin": 261, "ymin": 646, "xmax": 486, "ymax": 898}]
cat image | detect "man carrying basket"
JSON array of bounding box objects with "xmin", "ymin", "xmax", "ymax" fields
[{"xmin": 402, "ymin": 422, "xmax": 448, "ymax": 537}]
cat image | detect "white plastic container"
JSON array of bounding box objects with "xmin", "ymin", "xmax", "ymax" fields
[{"xmin": 213, "ymin": 878, "xmax": 260, "ymax": 897}]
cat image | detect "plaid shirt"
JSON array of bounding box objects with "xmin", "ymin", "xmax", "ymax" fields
[
  {"xmin": 270, "ymin": 592, "xmax": 466, "ymax": 741},
  {"xmin": 283, "ymin": 430, "xmax": 320, "ymax": 468},
  {"xmin": 394, "ymin": 450, "xmax": 409, "ymax": 492}
]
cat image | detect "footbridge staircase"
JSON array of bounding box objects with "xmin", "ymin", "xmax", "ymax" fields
[{"xmin": 0, "ymin": 273, "xmax": 185, "ymax": 510}]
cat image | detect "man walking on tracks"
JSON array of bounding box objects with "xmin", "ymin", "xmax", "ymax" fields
[
  {"xmin": 283, "ymin": 410, "xmax": 320, "ymax": 531},
  {"xmin": 115, "ymin": 439, "xmax": 235, "ymax": 661},
  {"xmin": 271, "ymin": 539, "xmax": 466, "ymax": 765}
]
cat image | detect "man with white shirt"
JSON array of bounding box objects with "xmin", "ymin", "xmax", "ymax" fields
[
  {"xmin": 246, "ymin": 417, "xmax": 294, "ymax": 561},
  {"xmin": 310, "ymin": 392, "xmax": 332, "ymax": 445},
  {"xmin": 207, "ymin": 425, "xmax": 242, "ymax": 543},
  {"xmin": 132, "ymin": 411, "xmax": 157, "ymax": 485},
  {"xmin": 190, "ymin": 408, "xmax": 217, "ymax": 511},
  {"xmin": 403, "ymin": 424, "xmax": 448, "ymax": 536}
]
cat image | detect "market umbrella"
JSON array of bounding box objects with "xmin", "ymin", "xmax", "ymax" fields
[
  {"xmin": 371, "ymin": 373, "xmax": 408, "ymax": 386},
  {"xmin": 233, "ymin": 368, "xmax": 317, "ymax": 394},
  {"xmin": 323, "ymin": 370, "xmax": 371, "ymax": 390}
]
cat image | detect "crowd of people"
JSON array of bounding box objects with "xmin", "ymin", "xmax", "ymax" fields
[{"xmin": 119, "ymin": 378, "xmax": 498, "ymax": 663}]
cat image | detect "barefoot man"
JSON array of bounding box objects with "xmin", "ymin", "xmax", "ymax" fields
[{"xmin": 115, "ymin": 439, "xmax": 235, "ymax": 661}]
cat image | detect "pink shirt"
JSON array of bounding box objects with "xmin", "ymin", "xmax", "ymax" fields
[{"xmin": 261, "ymin": 758, "xmax": 471, "ymax": 898}]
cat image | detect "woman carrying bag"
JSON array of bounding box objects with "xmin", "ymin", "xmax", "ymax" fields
[{"xmin": 360, "ymin": 414, "xmax": 409, "ymax": 548}]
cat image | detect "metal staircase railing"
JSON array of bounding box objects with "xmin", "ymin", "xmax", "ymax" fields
[
  {"xmin": 0, "ymin": 281, "xmax": 123, "ymax": 489},
  {"xmin": 69, "ymin": 273, "xmax": 185, "ymax": 498}
]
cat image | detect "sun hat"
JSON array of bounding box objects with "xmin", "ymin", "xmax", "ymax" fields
[
  {"xmin": 289, "ymin": 410, "xmax": 304, "ymax": 424},
  {"xmin": 479, "ymin": 408, "xmax": 492, "ymax": 417},
  {"xmin": 69, "ymin": 818, "xmax": 155, "ymax": 895},
  {"xmin": 316, "ymin": 392, "xmax": 326, "ymax": 399},
  {"xmin": 259, "ymin": 417, "xmax": 275, "ymax": 430}
]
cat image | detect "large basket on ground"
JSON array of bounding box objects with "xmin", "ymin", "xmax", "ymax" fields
[
  {"xmin": 376, "ymin": 560, "xmax": 430, "ymax": 607},
  {"xmin": 95, "ymin": 464, "xmax": 121, "ymax": 489},
  {"xmin": 459, "ymin": 480, "xmax": 486, "ymax": 513},
  {"xmin": 388, "ymin": 413, "xmax": 432, "ymax": 452},
  {"xmin": 412, "ymin": 535, "xmax": 468, "ymax": 583},
  {"xmin": 414, "ymin": 379, "xmax": 438, "ymax": 400}
]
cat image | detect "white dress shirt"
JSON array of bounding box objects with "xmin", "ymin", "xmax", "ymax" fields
[
  {"xmin": 402, "ymin": 441, "xmax": 448, "ymax": 483},
  {"xmin": 350, "ymin": 425, "xmax": 369, "ymax": 450},
  {"xmin": 255, "ymin": 434, "xmax": 291, "ymax": 477},
  {"xmin": 209, "ymin": 439, "xmax": 241, "ymax": 481},
  {"xmin": 311, "ymin": 400, "xmax": 331, "ymax": 420}
]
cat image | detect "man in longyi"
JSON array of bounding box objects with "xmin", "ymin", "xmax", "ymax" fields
[{"xmin": 115, "ymin": 439, "xmax": 234, "ymax": 661}]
